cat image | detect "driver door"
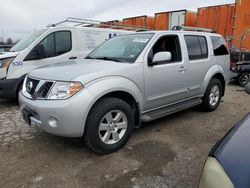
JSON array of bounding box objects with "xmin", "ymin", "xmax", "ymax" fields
[
  {"xmin": 144, "ymin": 34, "xmax": 188, "ymax": 110},
  {"xmin": 23, "ymin": 29, "xmax": 75, "ymax": 70}
]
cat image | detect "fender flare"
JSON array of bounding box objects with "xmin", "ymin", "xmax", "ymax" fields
[
  {"xmin": 84, "ymin": 76, "xmax": 143, "ymax": 117},
  {"xmin": 201, "ymin": 65, "xmax": 226, "ymax": 95}
]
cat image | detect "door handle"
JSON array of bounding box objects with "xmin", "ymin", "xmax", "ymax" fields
[
  {"xmin": 69, "ymin": 56, "xmax": 77, "ymax": 60},
  {"xmin": 178, "ymin": 66, "xmax": 186, "ymax": 72}
]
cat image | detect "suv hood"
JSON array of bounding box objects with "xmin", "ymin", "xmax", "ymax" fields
[
  {"xmin": 0, "ymin": 51, "xmax": 19, "ymax": 59},
  {"xmin": 29, "ymin": 59, "xmax": 139, "ymax": 82}
]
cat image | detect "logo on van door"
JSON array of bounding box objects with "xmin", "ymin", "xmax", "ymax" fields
[{"xmin": 12, "ymin": 61, "xmax": 23, "ymax": 66}]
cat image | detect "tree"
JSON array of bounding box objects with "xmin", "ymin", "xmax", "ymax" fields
[{"xmin": 6, "ymin": 38, "xmax": 13, "ymax": 45}]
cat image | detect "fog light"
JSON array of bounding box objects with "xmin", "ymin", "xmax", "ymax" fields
[{"xmin": 48, "ymin": 116, "xmax": 58, "ymax": 128}]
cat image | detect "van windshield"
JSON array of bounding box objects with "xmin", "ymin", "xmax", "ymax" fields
[
  {"xmin": 10, "ymin": 29, "xmax": 48, "ymax": 52},
  {"xmin": 86, "ymin": 33, "xmax": 154, "ymax": 63}
]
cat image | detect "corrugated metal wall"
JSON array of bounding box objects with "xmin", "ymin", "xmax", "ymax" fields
[{"xmin": 232, "ymin": 0, "xmax": 250, "ymax": 52}]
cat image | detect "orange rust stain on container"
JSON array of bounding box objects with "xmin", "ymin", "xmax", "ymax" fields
[{"xmin": 232, "ymin": 0, "xmax": 250, "ymax": 51}]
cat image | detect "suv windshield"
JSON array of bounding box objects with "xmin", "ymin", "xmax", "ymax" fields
[
  {"xmin": 87, "ymin": 33, "xmax": 154, "ymax": 63},
  {"xmin": 10, "ymin": 29, "xmax": 48, "ymax": 52}
]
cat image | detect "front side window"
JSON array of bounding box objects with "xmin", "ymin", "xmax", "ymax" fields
[
  {"xmin": 40, "ymin": 31, "xmax": 72, "ymax": 58},
  {"xmin": 148, "ymin": 35, "xmax": 182, "ymax": 64},
  {"xmin": 26, "ymin": 31, "xmax": 72, "ymax": 61},
  {"xmin": 87, "ymin": 33, "xmax": 154, "ymax": 63},
  {"xmin": 211, "ymin": 36, "xmax": 229, "ymax": 56},
  {"xmin": 184, "ymin": 35, "xmax": 208, "ymax": 60}
]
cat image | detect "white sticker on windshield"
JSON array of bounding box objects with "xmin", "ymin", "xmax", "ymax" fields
[{"xmin": 133, "ymin": 38, "xmax": 149, "ymax": 43}]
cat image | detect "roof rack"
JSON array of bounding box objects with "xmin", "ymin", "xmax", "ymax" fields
[
  {"xmin": 48, "ymin": 17, "xmax": 150, "ymax": 31},
  {"xmin": 171, "ymin": 26, "xmax": 216, "ymax": 33}
]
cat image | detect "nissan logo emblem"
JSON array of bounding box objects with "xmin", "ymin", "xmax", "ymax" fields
[{"xmin": 26, "ymin": 81, "xmax": 33, "ymax": 93}]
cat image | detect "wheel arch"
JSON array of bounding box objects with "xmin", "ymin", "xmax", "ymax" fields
[
  {"xmin": 202, "ymin": 65, "xmax": 226, "ymax": 96},
  {"xmin": 91, "ymin": 90, "xmax": 141, "ymax": 128},
  {"xmin": 84, "ymin": 77, "xmax": 143, "ymax": 130}
]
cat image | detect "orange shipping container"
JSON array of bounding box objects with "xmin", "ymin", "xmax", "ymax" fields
[
  {"xmin": 232, "ymin": 0, "xmax": 250, "ymax": 52},
  {"xmin": 123, "ymin": 15, "xmax": 155, "ymax": 30},
  {"xmin": 197, "ymin": 4, "xmax": 235, "ymax": 39},
  {"xmin": 155, "ymin": 10, "xmax": 197, "ymax": 30},
  {"xmin": 101, "ymin": 20, "xmax": 124, "ymax": 29}
]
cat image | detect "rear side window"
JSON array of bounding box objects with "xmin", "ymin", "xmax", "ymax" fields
[
  {"xmin": 211, "ymin": 36, "xmax": 229, "ymax": 56},
  {"xmin": 184, "ymin": 35, "xmax": 208, "ymax": 60}
]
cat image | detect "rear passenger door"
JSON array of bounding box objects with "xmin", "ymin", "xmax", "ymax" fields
[
  {"xmin": 144, "ymin": 34, "xmax": 188, "ymax": 110},
  {"xmin": 184, "ymin": 35, "xmax": 211, "ymax": 97}
]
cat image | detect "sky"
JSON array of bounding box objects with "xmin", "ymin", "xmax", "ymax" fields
[{"xmin": 0, "ymin": 0, "xmax": 235, "ymax": 41}]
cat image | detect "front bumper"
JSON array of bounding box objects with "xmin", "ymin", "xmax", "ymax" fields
[{"xmin": 19, "ymin": 89, "xmax": 95, "ymax": 137}]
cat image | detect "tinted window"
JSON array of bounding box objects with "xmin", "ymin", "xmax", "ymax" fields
[
  {"xmin": 40, "ymin": 33, "xmax": 55, "ymax": 58},
  {"xmin": 185, "ymin": 35, "xmax": 208, "ymax": 60},
  {"xmin": 211, "ymin": 36, "xmax": 229, "ymax": 56},
  {"xmin": 199, "ymin": 36, "xmax": 208, "ymax": 58},
  {"xmin": 149, "ymin": 35, "xmax": 182, "ymax": 64},
  {"xmin": 37, "ymin": 31, "xmax": 71, "ymax": 59},
  {"xmin": 55, "ymin": 31, "xmax": 71, "ymax": 55}
]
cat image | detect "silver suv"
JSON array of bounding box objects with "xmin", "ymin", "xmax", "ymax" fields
[{"xmin": 19, "ymin": 31, "xmax": 230, "ymax": 154}]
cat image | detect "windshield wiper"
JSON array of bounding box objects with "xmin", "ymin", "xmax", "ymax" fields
[{"xmin": 86, "ymin": 56, "xmax": 120, "ymax": 62}]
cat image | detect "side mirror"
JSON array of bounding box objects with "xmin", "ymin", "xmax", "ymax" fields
[
  {"xmin": 149, "ymin": 52, "xmax": 172, "ymax": 66},
  {"xmin": 25, "ymin": 44, "xmax": 45, "ymax": 61}
]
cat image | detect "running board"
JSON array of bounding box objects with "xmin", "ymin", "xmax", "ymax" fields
[{"xmin": 141, "ymin": 98, "xmax": 202, "ymax": 122}]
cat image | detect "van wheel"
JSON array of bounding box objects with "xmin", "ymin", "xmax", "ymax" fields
[
  {"xmin": 201, "ymin": 78, "xmax": 222, "ymax": 112},
  {"xmin": 84, "ymin": 97, "xmax": 134, "ymax": 154},
  {"xmin": 239, "ymin": 72, "xmax": 250, "ymax": 87}
]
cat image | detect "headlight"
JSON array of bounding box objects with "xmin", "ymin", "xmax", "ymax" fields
[
  {"xmin": 0, "ymin": 57, "xmax": 15, "ymax": 69},
  {"xmin": 47, "ymin": 81, "xmax": 83, "ymax": 100},
  {"xmin": 199, "ymin": 157, "xmax": 234, "ymax": 188}
]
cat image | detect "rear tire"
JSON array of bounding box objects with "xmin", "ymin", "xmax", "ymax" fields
[
  {"xmin": 239, "ymin": 72, "xmax": 250, "ymax": 87},
  {"xmin": 84, "ymin": 97, "xmax": 134, "ymax": 154},
  {"xmin": 201, "ymin": 78, "xmax": 222, "ymax": 112}
]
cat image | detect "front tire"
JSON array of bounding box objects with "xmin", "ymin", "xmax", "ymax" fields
[
  {"xmin": 84, "ymin": 97, "xmax": 134, "ymax": 154},
  {"xmin": 201, "ymin": 78, "xmax": 222, "ymax": 112}
]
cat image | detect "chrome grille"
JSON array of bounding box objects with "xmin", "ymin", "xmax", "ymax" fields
[
  {"xmin": 23, "ymin": 76, "xmax": 54, "ymax": 99},
  {"xmin": 39, "ymin": 82, "xmax": 54, "ymax": 98}
]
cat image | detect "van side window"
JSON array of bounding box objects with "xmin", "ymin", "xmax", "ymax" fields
[
  {"xmin": 184, "ymin": 35, "xmax": 208, "ymax": 60},
  {"xmin": 41, "ymin": 31, "xmax": 72, "ymax": 58},
  {"xmin": 148, "ymin": 35, "xmax": 182, "ymax": 64},
  {"xmin": 210, "ymin": 36, "xmax": 229, "ymax": 56},
  {"xmin": 25, "ymin": 31, "xmax": 72, "ymax": 61},
  {"xmin": 55, "ymin": 31, "xmax": 71, "ymax": 55}
]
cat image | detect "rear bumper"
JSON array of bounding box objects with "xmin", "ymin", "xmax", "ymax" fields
[{"xmin": 0, "ymin": 78, "xmax": 19, "ymax": 98}]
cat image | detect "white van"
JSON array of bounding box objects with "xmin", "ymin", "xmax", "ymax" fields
[{"xmin": 0, "ymin": 26, "xmax": 131, "ymax": 98}]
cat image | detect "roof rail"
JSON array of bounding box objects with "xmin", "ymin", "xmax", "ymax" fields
[
  {"xmin": 171, "ymin": 26, "xmax": 216, "ymax": 33},
  {"xmin": 48, "ymin": 17, "xmax": 150, "ymax": 31}
]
